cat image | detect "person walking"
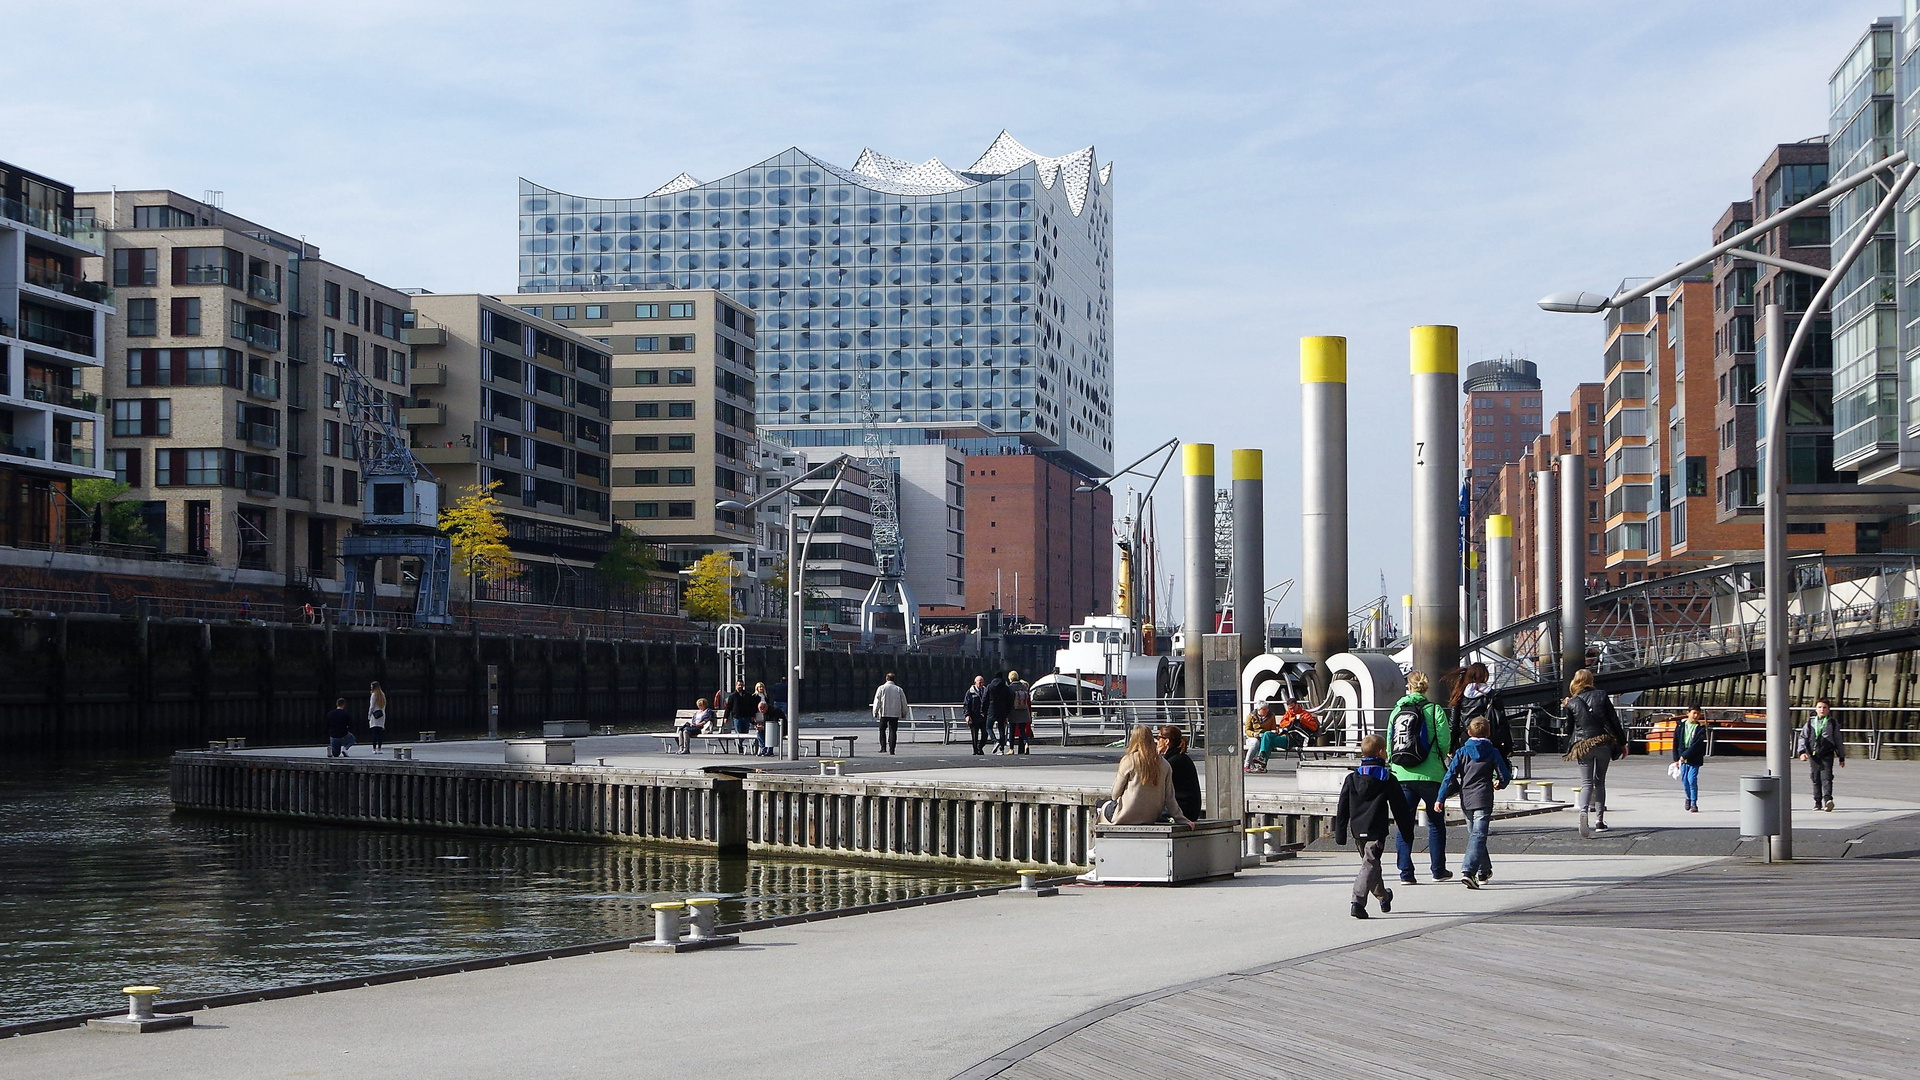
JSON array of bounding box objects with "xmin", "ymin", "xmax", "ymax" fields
[
  {"xmin": 725, "ymin": 681, "xmax": 759, "ymax": 738},
  {"xmin": 871, "ymin": 672, "xmax": 907, "ymax": 755},
  {"xmin": 986, "ymin": 671, "xmax": 1015, "ymax": 754},
  {"xmin": 366, "ymin": 681, "xmax": 388, "ymax": 753},
  {"xmin": 1449, "ymin": 662, "xmax": 1513, "ymax": 758},
  {"xmin": 1437, "ymin": 716, "xmax": 1512, "ymax": 887},
  {"xmin": 963, "ymin": 675, "xmax": 990, "ymax": 755},
  {"xmin": 1797, "ymin": 697, "xmax": 1846, "ymax": 812},
  {"xmin": 1389, "ymin": 671, "xmax": 1455, "ymax": 883},
  {"xmin": 1008, "ymin": 670, "xmax": 1034, "ymax": 754},
  {"xmin": 1158, "ymin": 725, "xmax": 1203, "ymax": 821},
  {"xmin": 1670, "ymin": 704, "xmax": 1710, "ymax": 812},
  {"xmin": 1563, "ymin": 668, "xmax": 1628, "ymax": 832},
  {"xmin": 325, "ymin": 697, "xmax": 354, "ymax": 758},
  {"xmin": 1096, "ymin": 726, "xmax": 1193, "ymax": 825},
  {"xmin": 1333, "ymin": 734, "xmax": 1416, "ymax": 919}
]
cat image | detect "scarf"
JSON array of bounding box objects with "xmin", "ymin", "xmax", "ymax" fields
[{"xmin": 1813, "ymin": 715, "xmax": 1830, "ymax": 742}]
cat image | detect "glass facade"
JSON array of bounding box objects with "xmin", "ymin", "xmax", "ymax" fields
[
  {"xmin": 1831, "ymin": 18, "xmax": 1901, "ymax": 469},
  {"xmin": 518, "ymin": 134, "xmax": 1115, "ymax": 475}
]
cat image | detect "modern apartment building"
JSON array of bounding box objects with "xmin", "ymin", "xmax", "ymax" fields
[
  {"xmin": 891, "ymin": 443, "xmax": 967, "ymax": 612},
  {"xmin": 1461, "ymin": 357, "xmax": 1543, "ymax": 503},
  {"xmin": 506, "ymin": 289, "xmax": 768, "ymax": 575},
  {"xmin": 0, "ymin": 161, "xmax": 113, "ymax": 548},
  {"xmin": 74, "ymin": 189, "xmax": 410, "ymax": 575},
  {"xmin": 788, "ymin": 458, "xmax": 878, "ymax": 628},
  {"xmin": 1645, "ymin": 278, "xmax": 1749, "ymax": 565},
  {"xmin": 400, "ymin": 294, "xmax": 616, "ymax": 601}
]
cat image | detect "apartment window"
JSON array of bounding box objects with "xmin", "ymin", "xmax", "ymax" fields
[
  {"xmin": 322, "ymin": 421, "xmax": 340, "ymax": 457},
  {"xmin": 347, "ymin": 289, "xmax": 361, "ymax": 326},
  {"xmin": 342, "ymin": 469, "xmax": 359, "ymax": 506},
  {"xmin": 321, "ymin": 466, "xmax": 335, "ymax": 502},
  {"xmin": 667, "ymin": 501, "xmax": 694, "ymax": 518},
  {"xmin": 111, "ymin": 449, "xmax": 142, "ymax": 487},
  {"xmin": 635, "ymin": 304, "xmax": 660, "ymax": 319},
  {"xmin": 668, "ymin": 302, "xmax": 694, "ymax": 318},
  {"xmin": 489, "ymin": 392, "xmax": 524, "ymax": 422},
  {"xmin": 323, "ymin": 373, "xmax": 342, "ymax": 408},
  {"xmin": 634, "ymin": 336, "xmax": 660, "ymax": 352},
  {"xmin": 112, "ymin": 399, "xmax": 171, "ymax": 437},
  {"xmin": 112, "ymin": 248, "xmax": 157, "ymax": 287},
  {"xmin": 132, "ymin": 205, "xmax": 194, "ymax": 229},
  {"xmin": 488, "ymin": 350, "xmax": 523, "ymax": 384},
  {"xmin": 584, "ymin": 305, "xmax": 605, "ymax": 319},
  {"xmin": 633, "ymin": 468, "xmax": 660, "ymax": 485},
  {"xmin": 176, "ymin": 246, "xmax": 239, "ymax": 286},
  {"xmin": 633, "ymin": 436, "xmax": 660, "ymax": 451},
  {"xmin": 155, "ymin": 448, "xmax": 228, "ymax": 486},
  {"xmin": 634, "ymin": 369, "xmax": 660, "ymax": 385},
  {"xmin": 667, "ymin": 368, "xmax": 695, "ymax": 384},
  {"xmin": 323, "ymin": 282, "xmax": 340, "ymax": 317},
  {"xmin": 667, "ymin": 468, "xmax": 694, "ymax": 485},
  {"xmin": 635, "ymin": 403, "xmax": 660, "ymax": 419},
  {"xmin": 372, "ymin": 345, "xmax": 388, "ymax": 381},
  {"xmin": 667, "ymin": 401, "xmax": 694, "ymax": 418},
  {"xmin": 666, "ymin": 335, "xmax": 695, "ymax": 352},
  {"xmin": 1585, "ymin": 403, "xmax": 1599, "ymax": 424},
  {"xmin": 668, "ymin": 434, "xmax": 695, "ymax": 451},
  {"xmin": 1586, "ymin": 436, "xmax": 1599, "ymax": 457},
  {"xmin": 551, "ymin": 305, "xmax": 577, "ymax": 320},
  {"xmin": 170, "ymin": 297, "xmax": 201, "ymax": 336},
  {"xmin": 126, "ymin": 298, "xmax": 158, "ymax": 337},
  {"xmin": 632, "ymin": 502, "xmax": 661, "ymax": 518},
  {"xmin": 187, "ymin": 501, "xmax": 211, "ymax": 556},
  {"xmin": 1587, "ymin": 500, "xmax": 1599, "ymax": 523},
  {"xmin": 1588, "ymin": 532, "xmax": 1601, "ymax": 556}
]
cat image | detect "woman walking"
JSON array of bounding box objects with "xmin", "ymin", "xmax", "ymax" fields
[
  {"xmin": 1449, "ymin": 662, "xmax": 1513, "ymax": 758},
  {"xmin": 366, "ymin": 681, "xmax": 388, "ymax": 752},
  {"xmin": 1564, "ymin": 669, "xmax": 1628, "ymax": 832},
  {"xmin": 1098, "ymin": 726, "xmax": 1193, "ymax": 826},
  {"xmin": 1671, "ymin": 705, "xmax": 1710, "ymax": 812}
]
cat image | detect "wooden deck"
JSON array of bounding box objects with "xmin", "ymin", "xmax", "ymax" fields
[{"xmin": 969, "ymin": 858, "xmax": 1920, "ymax": 1079}]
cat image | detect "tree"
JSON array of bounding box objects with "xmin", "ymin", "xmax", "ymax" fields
[
  {"xmin": 596, "ymin": 524, "xmax": 659, "ymax": 594},
  {"xmin": 71, "ymin": 478, "xmax": 153, "ymax": 547},
  {"xmin": 684, "ymin": 552, "xmax": 741, "ymax": 624},
  {"xmin": 439, "ymin": 481, "xmax": 518, "ymax": 602}
]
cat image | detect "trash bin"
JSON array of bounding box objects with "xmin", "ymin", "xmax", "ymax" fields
[{"xmin": 1740, "ymin": 774, "xmax": 1780, "ymax": 838}]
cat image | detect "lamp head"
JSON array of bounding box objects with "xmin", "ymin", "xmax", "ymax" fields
[
  {"xmin": 715, "ymin": 500, "xmax": 748, "ymax": 512},
  {"xmin": 1537, "ymin": 291, "xmax": 1614, "ymax": 315},
  {"xmin": 1075, "ymin": 484, "xmax": 1097, "ymax": 493}
]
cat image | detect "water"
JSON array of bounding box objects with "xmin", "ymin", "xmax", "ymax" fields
[{"xmin": 0, "ymin": 760, "xmax": 999, "ymax": 1026}]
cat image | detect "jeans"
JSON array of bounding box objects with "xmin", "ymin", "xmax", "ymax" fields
[
  {"xmin": 1352, "ymin": 838, "xmax": 1388, "ymax": 906},
  {"xmin": 1680, "ymin": 763, "xmax": 1700, "ymax": 805},
  {"xmin": 328, "ymin": 735, "xmax": 353, "ymax": 757},
  {"xmin": 1810, "ymin": 755, "xmax": 1836, "ymax": 806},
  {"xmin": 1578, "ymin": 750, "xmax": 1612, "ymax": 817},
  {"xmin": 992, "ymin": 718, "xmax": 1009, "ymax": 752},
  {"xmin": 1461, "ymin": 809, "xmax": 1491, "ymax": 878},
  {"xmin": 878, "ymin": 716, "xmax": 900, "ymax": 754},
  {"xmin": 367, "ymin": 726, "xmax": 385, "ymax": 750},
  {"xmin": 1394, "ymin": 780, "xmax": 1447, "ymax": 878},
  {"xmin": 733, "ymin": 716, "xmax": 754, "ymax": 735},
  {"xmin": 677, "ymin": 726, "xmax": 694, "ymax": 754},
  {"xmin": 760, "ymin": 720, "xmax": 780, "ymax": 756}
]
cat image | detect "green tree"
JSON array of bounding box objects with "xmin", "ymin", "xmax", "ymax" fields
[
  {"xmin": 684, "ymin": 552, "xmax": 741, "ymax": 623},
  {"xmin": 439, "ymin": 481, "xmax": 518, "ymax": 603},
  {"xmin": 596, "ymin": 524, "xmax": 660, "ymax": 592},
  {"xmin": 71, "ymin": 478, "xmax": 154, "ymax": 547}
]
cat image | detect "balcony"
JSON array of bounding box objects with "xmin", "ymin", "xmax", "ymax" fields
[
  {"xmin": 1, "ymin": 197, "xmax": 104, "ymax": 248},
  {"xmin": 248, "ymin": 373, "xmax": 280, "ymax": 400},
  {"xmin": 243, "ymin": 472, "xmax": 280, "ymax": 496},
  {"xmin": 23, "ymin": 383, "xmax": 99, "ymax": 412},
  {"xmin": 399, "ymin": 403, "xmax": 446, "ymax": 427},
  {"xmin": 0, "ymin": 434, "xmax": 42, "ymax": 459},
  {"xmin": 411, "ymin": 445, "xmax": 473, "ymax": 465},
  {"xmin": 245, "ymin": 324, "xmax": 281, "ymax": 351},
  {"xmin": 22, "ymin": 263, "xmax": 113, "ymax": 305},
  {"xmin": 242, "ymin": 423, "xmax": 281, "ymax": 449},
  {"xmin": 401, "ymin": 326, "xmax": 446, "ymax": 346},
  {"xmin": 247, "ymin": 275, "xmax": 281, "ymax": 303},
  {"xmin": 411, "ymin": 362, "xmax": 448, "ymax": 387},
  {"xmin": 18, "ymin": 321, "xmax": 95, "ymax": 358},
  {"xmin": 183, "ymin": 266, "xmax": 235, "ymax": 287},
  {"xmin": 48, "ymin": 443, "xmax": 93, "ymax": 469}
]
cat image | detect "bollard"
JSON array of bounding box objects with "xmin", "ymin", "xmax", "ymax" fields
[
  {"xmin": 632, "ymin": 899, "xmax": 737, "ymax": 954},
  {"xmin": 1007, "ymin": 868, "xmax": 1058, "ymax": 898},
  {"xmin": 685, "ymin": 897, "xmax": 722, "ymax": 939},
  {"xmin": 225, "ymin": 737, "xmax": 246, "ymax": 749},
  {"xmin": 207, "ymin": 740, "xmax": 225, "ymax": 752},
  {"xmin": 87, "ymin": 986, "xmax": 192, "ymax": 1033},
  {"xmin": 652, "ymin": 901, "xmax": 685, "ymax": 945}
]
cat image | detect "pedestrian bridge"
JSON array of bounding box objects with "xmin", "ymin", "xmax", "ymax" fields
[{"xmin": 1467, "ymin": 553, "xmax": 1920, "ymax": 705}]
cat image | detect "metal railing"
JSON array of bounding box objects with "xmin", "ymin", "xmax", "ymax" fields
[
  {"xmin": 0, "ymin": 434, "xmax": 44, "ymax": 459},
  {"xmin": 17, "ymin": 321, "xmax": 95, "ymax": 356},
  {"xmin": 242, "ymin": 423, "xmax": 280, "ymax": 449},
  {"xmin": 24, "ymin": 382, "xmax": 99, "ymax": 411},
  {"xmin": 0, "ymin": 587, "xmax": 112, "ymax": 614},
  {"xmin": 247, "ymin": 275, "xmax": 280, "ymax": 303},
  {"xmin": 248, "ymin": 373, "xmax": 280, "ymax": 400},
  {"xmin": 1, "ymin": 197, "xmax": 105, "ymax": 247},
  {"xmin": 48, "ymin": 443, "xmax": 93, "ymax": 468},
  {"xmin": 244, "ymin": 324, "xmax": 280, "ymax": 351},
  {"xmin": 22, "ymin": 262, "xmax": 113, "ymax": 304},
  {"xmin": 900, "ymin": 699, "xmax": 1206, "ymax": 744}
]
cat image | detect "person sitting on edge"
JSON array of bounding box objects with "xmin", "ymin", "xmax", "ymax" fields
[
  {"xmin": 1278, "ymin": 696, "xmax": 1320, "ymax": 751},
  {"xmin": 1244, "ymin": 701, "xmax": 1280, "ymax": 773},
  {"xmin": 1098, "ymin": 726, "xmax": 1193, "ymax": 826},
  {"xmin": 681, "ymin": 698, "xmax": 712, "ymax": 754},
  {"xmin": 1333, "ymin": 734, "xmax": 1416, "ymax": 920},
  {"xmin": 1158, "ymin": 725, "xmax": 1203, "ymax": 821},
  {"xmin": 1437, "ymin": 716, "xmax": 1512, "ymax": 888}
]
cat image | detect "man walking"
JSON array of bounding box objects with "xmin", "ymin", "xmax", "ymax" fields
[
  {"xmin": 872, "ymin": 672, "xmax": 907, "ymax": 755},
  {"xmin": 985, "ymin": 671, "xmax": 1015, "ymax": 754},
  {"xmin": 1389, "ymin": 671, "xmax": 1454, "ymax": 883},
  {"xmin": 1798, "ymin": 697, "xmax": 1846, "ymax": 811},
  {"xmin": 725, "ymin": 680, "xmax": 759, "ymax": 737},
  {"xmin": 964, "ymin": 675, "xmax": 990, "ymax": 755}
]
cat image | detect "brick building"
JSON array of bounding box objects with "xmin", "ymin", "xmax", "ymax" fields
[{"xmin": 961, "ymin": 449, "xmax": 1110, "ymax": 632}]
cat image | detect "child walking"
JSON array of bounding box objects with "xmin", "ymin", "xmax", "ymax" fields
[
  {"xmin": 1671, "ymin": 705, "xmax": 1710, "ymax": 812},
  {"xmin": 1437, "ymin": 717, "xmax": 1512, "ymax": 888},
  {"xmin": 1333, "ymin": 734, "xmax": 1417, "ymax": 919}
]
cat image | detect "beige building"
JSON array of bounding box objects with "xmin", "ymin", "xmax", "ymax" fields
[
  {"xmin": 508, "ymin": 289, "xmax": 764, "ymax": 570},
  {"xmin": 400, "ymin": 294, "xmax": 616, "ymax": 602},
  {"xmin": 74, "ymin": 189, "xmax": 411, "ymax": 576}
]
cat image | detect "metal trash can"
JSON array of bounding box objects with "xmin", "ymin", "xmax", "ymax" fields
[{"xmin": 1740, "ymin": 774, "xmax": 1780, "ymax": 838}]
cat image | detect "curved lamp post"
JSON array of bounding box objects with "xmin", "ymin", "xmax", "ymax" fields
[{"xmin": 1539, "ymin": 151, "xmax": 1919, "ymax": 860}]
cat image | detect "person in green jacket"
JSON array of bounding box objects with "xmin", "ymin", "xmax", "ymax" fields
[{"xmin": 1390, "ymin": 670, "xmax": 1455, "ymax": 883}]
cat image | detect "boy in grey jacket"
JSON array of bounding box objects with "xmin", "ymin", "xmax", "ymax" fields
[{"xmin": 1437, "ymin": 717, "xmax": 1512, "ymax": 888}]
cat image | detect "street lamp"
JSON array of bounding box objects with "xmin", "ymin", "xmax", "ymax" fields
[
  {"xmin": 718, "ymin": 453, "xmax": 856, "ymax": 760},
  {"xmin": 1540, "ymin": 150, "xmax": 1919, "ymax": 860}
]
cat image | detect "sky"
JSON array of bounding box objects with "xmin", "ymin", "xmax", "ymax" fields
[{"xmin": 0, "ymin": 0, "xmax": 1898, "ymax": 626}]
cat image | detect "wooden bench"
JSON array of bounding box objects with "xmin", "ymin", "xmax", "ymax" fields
[{"xmin": 796, "ymin": 734, "xmax": 858, "ymax": 758}]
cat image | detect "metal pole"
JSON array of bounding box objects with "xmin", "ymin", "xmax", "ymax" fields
[
  {"xmin": 1231, "ymin": 449, "xmax": 1264, "ymax": 666},
  {"xmin": 1183, "ymin": 443, "xmax": 1216, "ymax": 705},
  {"xmin": 1486, "ymin": 514, "xmax": 1513, "ymax": 657},
  {"xmin": 786, "ymin": 501, "xmax": 801, "ymax": 762},
  {"xmin": 1762, "ymin": 301, "xmax": 1792, "ymax": 859},
  {"xmin": 1410, "ymin": 326, "xmax": 1460, "ymax": 679},
  {"xmin": 1559, "ymin": 453, "xmax": 1585, "ymax": 680},
  {"xmin": 1534, "ymin": 469, "xmax": 1557, "ymax": 618},
  {"xmin": 1300, "ymin": 337, "xmax": 1348, "ymax": 690}
]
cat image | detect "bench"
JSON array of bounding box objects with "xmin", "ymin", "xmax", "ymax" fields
[
  {"xmin": 796, "ymin": 734, "xmax": 858, "ymax": 758},
  {"xmin": 1084, "ymin": 819, "xmax": 1243, "ymax": 884},
  {"xmin": 693, "ymin": 733, "xmax": 758, "ymax": 754}
]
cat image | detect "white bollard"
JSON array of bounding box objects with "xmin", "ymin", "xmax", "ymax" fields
[
  {"xmin": 651, "ymin": 902, "xmax": 685, "ymax": 945},
  {"xmin": 1009, "ymin": 868, "xmax": 1057, "ymax": 898},
  {"xmin": 685, "ymin": 897, "xmax": 721, "ymax": 940},
  {"xmin": 87, "ymin": 985, "xmax": 192, "ymax": 1033}
]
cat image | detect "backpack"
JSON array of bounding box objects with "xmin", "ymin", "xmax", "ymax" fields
[
  {"xmin": 1388, "ymin": 701, "xmax": 1433, "ymax": 769},
  {"xmin": 1013, "ymin": 686, "xmax": 1031, "ymax": 711}
]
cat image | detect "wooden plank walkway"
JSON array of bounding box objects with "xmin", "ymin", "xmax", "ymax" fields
[{"xmin": 976, "ymin": 859, "xmax": 1920, "ymax": 1079}]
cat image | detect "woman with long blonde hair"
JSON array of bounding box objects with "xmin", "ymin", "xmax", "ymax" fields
[
  {"xmin": 1099, "ymin": 726, "xmax": 1194, "ymax": 825},
  {"xmin": 366, "ymin": 681, "xmax": 388, "ymax": 752},
  {"xmin": 1564, "ymin": 668, "xmax": 1627, "ymax": 831}
]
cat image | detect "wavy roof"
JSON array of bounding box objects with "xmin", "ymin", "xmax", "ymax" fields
[{"xmin": 634, "ymin": 132, "xmax": 1109, "ymax": 215}]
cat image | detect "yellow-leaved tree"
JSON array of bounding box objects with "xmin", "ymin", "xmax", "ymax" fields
[
  {"xmin": 440, "ymin": 481, "xmax": 518, "ymax": 609},
  {"xmin": 684, "ymin": 551, "xmax": 740, "ymax": 624}
]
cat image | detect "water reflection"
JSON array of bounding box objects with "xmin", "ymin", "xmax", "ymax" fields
[{"xmin": 0, "ymin": 760, "xmax": 997, "ymax": 1025}]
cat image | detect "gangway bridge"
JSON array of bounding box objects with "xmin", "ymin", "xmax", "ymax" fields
[{"xmin": 1467, "ymin": 553, "xmax": 1920, "ymax": 705}]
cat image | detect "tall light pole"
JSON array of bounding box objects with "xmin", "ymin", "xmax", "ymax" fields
[{"xmin": 1539, "ymin": 151, "xmax": 1918, "ymax": 860}]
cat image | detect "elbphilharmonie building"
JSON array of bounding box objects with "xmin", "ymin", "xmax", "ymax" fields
[{"xmin": 518, "ymin": 132, "xmax": 1114, "ymax": 475}]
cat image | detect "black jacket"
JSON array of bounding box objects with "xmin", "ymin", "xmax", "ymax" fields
[
  {"xmin": 1671, "ymin": 718, "xmax": 1709, "ymax": 766},
  {"xmin": 963, "ymin": 685, "xmax": 988, "ymax": 723},
  {"xmin": 1333, "ymin": 759, "xmax": 1416, "ymax": 845},
  {"xmin": 985, "ymin": 678, "xmax": 1015, "ymax": 722},
  {"xmin": 726, "ymin": 690, "xmax": 760, "ymax": 721},
  {"xmin": 1452, "ymin": 689, "xmax": 1514, "ymax": 757},
  {"xmin": 1165, "ymin": 751, "xmax": 1202, "ymax": 821},
  {"xmin": 1797, "ymin": 716, "xmax": 1846, "ymax": 761},
  {"xmin": 325, "ymin": 708, "xmax": 353, "ymax": 740},
  {"xmin": 1569, "ymin": 689, "xmax": 1628, "ymax": 758}
]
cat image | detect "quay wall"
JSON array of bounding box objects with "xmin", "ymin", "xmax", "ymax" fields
[
  {"xmin": 2, "ymin": 613, "xmax": 1052, "ymax": 755},
  {"xmin": 1638, "ymin": 649, "xmax": 1920, "ymax": 756}
]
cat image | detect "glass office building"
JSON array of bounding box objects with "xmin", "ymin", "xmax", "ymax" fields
[{"xmin": 518, "ymin": 132, "xmax": 1115, "ymax": 475}]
